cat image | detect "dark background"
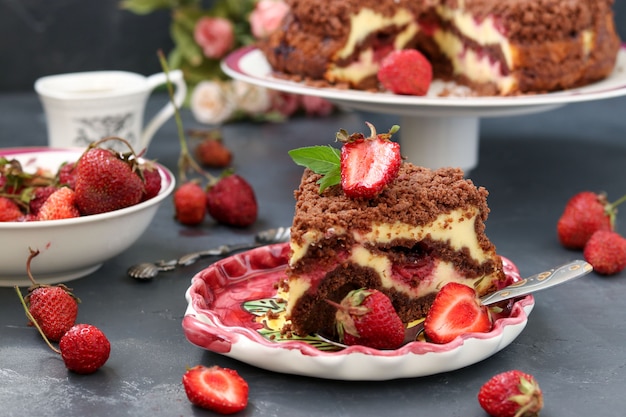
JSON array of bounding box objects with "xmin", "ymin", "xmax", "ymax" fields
[{"xmin": 0, "ymin": 0, "xmax": 624, "ymax": 92}]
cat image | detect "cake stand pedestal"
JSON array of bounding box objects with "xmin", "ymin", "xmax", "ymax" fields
[
  {"xmin": 397, "ymin": 115, "xmax": 479, "ymax": 171},
  {"xmin": 336, "ymin": 100, "xmax": 563, "ymax": 172},
  {"xmin": 222, "ymin": 46, "xmax": 626, "ymax": 172}
]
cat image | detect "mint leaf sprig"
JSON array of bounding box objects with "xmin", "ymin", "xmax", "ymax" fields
[{"xmin": 288, "ymin": 145, "xmax": 341, "ymax": 193}]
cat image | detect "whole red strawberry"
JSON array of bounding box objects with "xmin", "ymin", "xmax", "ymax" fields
[
  {"xmin": 583, "ymin": 230, "xmax": 626, "ymax": 275},
  {"xmin": 28, "ymin": 185, "xmax": 58, "ymax": 216},
  {"xmin": 26, "ymin": 284, "xmax": 79, "ymax": 341},
  {"xmin": 182, "ymin": 365, "xmax": 249, "ymax": 414},
  {"xmin": 37, "ymin": 187, "xmax": 80, "ymax": 221},
  {"xmin": 74, "ymin": 146, "xmax": 144, "ymax": 215},
  {"xmin": 194, "ymin": 135, "xmax": 232, "ymax": 168},
  {"xmin": 21, "ymin": 249, "xmax": 79, "ymax": 341},
  {"xmin": 329, "ymin": 288, "xmax": 405, "ymax": 350},
  {"xmin": 424, "ymin": 282, "xmax": 492, "ymax": 344},
  {"xmin": 377, "ymin": 49, "xmax": 433, "ymax": 96},
  {"xmin": 0, "ymin": 196, "xmax": 22, "ymax": 221},
  {"xmin": 139, "ymin": 162, "xmax": 162, "ymax": 202},
  {"xmin": 206, "ymin": 173, "xmax": 258, "ymax": 227},
  {"xmin": 338, "ymin": 123, "xmax": 401, "ymax": 199},
  {"xmin": 57, "ymin": 162, "xmax": 77, "ymax": 189},
  {"xmin": 59, "ymin": 324, "xmax": 111, "ymax": 374},
  {"xmin": 478, "ymin": 370, "xmax": 543, "ymax": 417},
  {"xmin": 174, "ymin": 181, "xmax": 206, "ymax": 226},
  {"xmin": 556, "ymin": 191, "xmax": 622, "ymax": 249}
]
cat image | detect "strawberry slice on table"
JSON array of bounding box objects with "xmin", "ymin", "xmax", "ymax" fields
[
  {"xmin": 337, "ymin": 122, "xmax": 401, "ymax": 199},
  {"xmin": 423, "ymin": 282, "xmax": 492, "ymax": 344},
  {"xmin": 182, "ymin": 365, "xmax": 249, "ymax": 414}
]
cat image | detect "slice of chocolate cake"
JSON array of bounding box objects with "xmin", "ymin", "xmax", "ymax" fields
[{"xmin": 283, "ymin": 127, "xmax": 507, "ymax": 338}]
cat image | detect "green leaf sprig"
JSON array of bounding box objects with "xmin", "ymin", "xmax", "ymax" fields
[{"xmin": 288, "ymin": 146, "xmax": 341, "ymax": 193}]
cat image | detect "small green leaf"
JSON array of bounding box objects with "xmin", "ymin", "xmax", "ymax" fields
[
  {"xmin": 288, "ymin": 146, "xmax": 340, "ymax": 173},
  {"xmin": 317, "ymin": 170, "xmax": 341, "ymax": 193},
  {"xmin": 288, "ymin": 146, "xmax": 341, "ymax": 193}
]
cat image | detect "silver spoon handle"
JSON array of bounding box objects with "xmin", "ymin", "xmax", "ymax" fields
[
  {"xmin": 479, "ymin": 259, "xmax": 593, "ymax": 306},
  {"xmin": 175, "ymin": 242, "xmax": 262, "ymax": 267}
]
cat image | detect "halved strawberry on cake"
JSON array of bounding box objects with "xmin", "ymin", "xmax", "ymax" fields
[{"xmin": 283, "ymin": 123, "xmax": 507, "ymax": 340}]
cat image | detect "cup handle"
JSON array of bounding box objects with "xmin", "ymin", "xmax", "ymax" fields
[{"xmin": 140, "ymin": 69, "xmax": 187, "ymax": 150}]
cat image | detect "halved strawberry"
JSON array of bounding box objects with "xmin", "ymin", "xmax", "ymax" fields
[
  {"xmin": 182, "ymin": 365, "xmax": 249, "ymax": 414},
  {"xmin": 338, "ymin": 123, "xmax": 401, "ymax": 199},
  {"xmin": 423, "ymin": 282, "xmax": 492, "ymax": 344}
]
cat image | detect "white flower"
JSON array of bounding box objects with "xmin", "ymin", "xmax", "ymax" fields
[
  {"xmin": 190, "ymin": 81, "xmax": 236, "ymax": 125},
  {"xmin": 232, "ymin": 80, "xmax": 272, "ymax": 115}
]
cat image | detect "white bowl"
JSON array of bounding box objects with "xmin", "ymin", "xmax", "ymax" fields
[{"xmin": 0, "ymin": 147, "xmax": 175, "ymax": 286}]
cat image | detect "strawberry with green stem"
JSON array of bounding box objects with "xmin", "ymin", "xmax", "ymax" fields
[
  {"xmin": 22, "ymin": 248, "xmax": 80, "ymax": 342},
  {"xmin": 326, "ymin": 288, "xmax": 405, "ymax": 350},
  {"xmin": 16, "ymin": 287, "xmax": 110, "ymax": 374},
  {"xmin": 557, "ymin": 191, "xmax": 626, "ymax": 249},
  {"xmin": 478, "ymin": 370, "xmax": 543, "ymax": 417},
  {"xmin": 73, "ymin": 136, "xmax": 146, "ymax": 215},
  {"xmin": 158, "ymin": 51, "xmax": 258, "ymax": 227}
]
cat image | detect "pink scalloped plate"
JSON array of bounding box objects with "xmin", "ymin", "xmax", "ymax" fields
[{"xmin": 183, "ymin": 243, "xmax": 534, "ymax": 381}]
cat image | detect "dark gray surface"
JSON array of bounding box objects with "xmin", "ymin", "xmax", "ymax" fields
[{"xmin": 1, "ymin": 92, "xmax": 626, "ymax": 416}]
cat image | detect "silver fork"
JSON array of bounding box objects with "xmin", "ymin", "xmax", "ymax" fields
[{"xmin": 127, "ymin": 226, "xmax": 290, "ymax": 280}]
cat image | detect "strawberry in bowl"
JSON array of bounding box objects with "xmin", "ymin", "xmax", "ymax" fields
[{"xmin": 0, "ymin": 144, "xmax": 175, "ymax": 286}]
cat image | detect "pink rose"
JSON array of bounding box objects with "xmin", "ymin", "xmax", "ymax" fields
[
  {"xmin": 249, "ymin": 0, "xmax": 290, "ymax": 39},
  {"xmin": 270, "ymin": 91, "xmax": 300, "ymax": 117},
  {"xmin": 300, "ymin": 96, "xmax": 334, "ymax": 117},
  {"xmin": 194, "ymin": 17, "xmax": 235, "ymax": 59}
]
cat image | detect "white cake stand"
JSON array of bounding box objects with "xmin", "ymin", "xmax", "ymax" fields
[{"xmin": 222, "ymin": 46, "xmax": 626, "ymax": 172}]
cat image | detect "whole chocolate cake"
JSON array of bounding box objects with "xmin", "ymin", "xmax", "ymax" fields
[{"xmin": 260, "ymin": 0, "xmax": 620, "ymax": 95}]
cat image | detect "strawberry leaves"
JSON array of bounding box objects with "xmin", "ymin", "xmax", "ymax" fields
[{"xmin": 288, "ymin": 145, "xmax": 341, "ymax": 193}]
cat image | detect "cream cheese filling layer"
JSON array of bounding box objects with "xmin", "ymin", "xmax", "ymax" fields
[
  {"xmin": 349, "ymin": 245, "xmax": 495, "ymax": 297},
  {"xmin": 433, "ymin": 29, "xmax": 517, "ymax": 94},
  {"xmin": 289, "ymin": 207, "xmax": 489, "ymax": 266},
  {"xmin": 326, "ymin": 7, "xmax": 418, "ymax": 85},
  {"xmin": 336, "ymin": 7, "xmax": 416, "ymax": 61},
  {"xmin": 287, "ymin": 242, "xmax": 495, "ymax": 317},
  {"xmin": 436, "ymin": 5, "xmax": 514, "ymax": 69}
]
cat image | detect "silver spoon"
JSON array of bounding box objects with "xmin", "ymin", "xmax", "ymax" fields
[
  {"xmin": 317, "ymin": 259, "xmax": 593, "ymax": 349},
  {"xmin": 127, "ymin": 226, "xmax": 291, "ymax": 280}
]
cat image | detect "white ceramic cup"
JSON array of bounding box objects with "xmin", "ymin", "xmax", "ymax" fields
[{"xmin": 34, "ymin": 70, "xmax": 187, "ymax": 152}]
